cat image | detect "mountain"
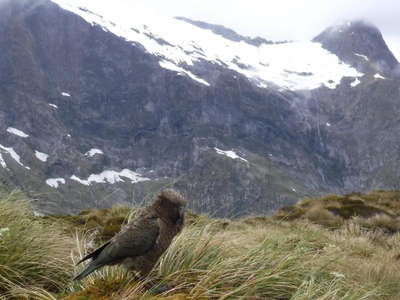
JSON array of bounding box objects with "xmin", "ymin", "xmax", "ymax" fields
[
  {"xmin": 0, "ymin": 0, "xmax": 399, "ymax": 216},
  {"xmin": 313, "ymin": 20, "xmax": 399, "ymax": 75},
  {"xmin": 175, "ymin": 17, "xmax": 278, "ymax": 46}
]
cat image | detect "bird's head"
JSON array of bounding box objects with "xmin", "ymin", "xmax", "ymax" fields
[{"xmin": 152, "ymin": 189, "xmax": 187, "ymax": 225}]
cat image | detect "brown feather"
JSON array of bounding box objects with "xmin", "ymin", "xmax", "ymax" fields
[
  {"xmin": 123, "ymin": 189, "xmax": 186, "ymax": 276},
  {"xmin": 73, "ymin": 189, "xmax": 187, "ymax": 281}
]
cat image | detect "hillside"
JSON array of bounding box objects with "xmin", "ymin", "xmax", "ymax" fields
[
  {"xmin": 1, "ymin": 190, "xmax": 400, "ymax": 299},
  {"xmin": 1, "ymin": 0, "xmax": 400, "ymax": 217}
]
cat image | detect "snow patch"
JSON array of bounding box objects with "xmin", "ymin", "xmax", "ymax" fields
[
  {"xmin": 70, "ymin": 175, "xmax": 90, "ymax": 186},
  {"xmin": 49, "ymin": 103, "xmax": 58, "ymax": 109},
  {"xmin": 0, "ymin": 145, "xmax": 30, "ymax": 169},
  {"xmin": 46, "ymin": 178, "xmax": 66, "ymax": 188},
  {"xmin": 85, "ymin": 148, "xmax": 104, "ymax": 157},
  {"xmin": 354, "ymin": 53, "xmax": 369, "ymax": 61},
  {"xmin": 258, "ymin": 82, "xmax": 268, "ymax": 89},
  {"xmin": 374, "ymin": 73, "xmax": 385, "ymax": 79},
  {"xmin": 215, "ymin": 147, "xmax": 248, "ymax": 162},
  {"xmin": 70, "ymin": 169, "xmax": 150, "ymax": 185},
  {"xmin": 61, "ymin": 92, "xmax": 71, "ymax": 97},
  {"xmin": 0, "ymin": 154, "xmax": 6, "ymax": 168},
  {"xmin": 7, "ymin": 127, "xmax": 29, "ymax": 138},
  {"xmin": 35, "ymin": 151, "xmax": 49, "ymax": 162},
  {"xmin": 119, "ymin": 169, "xmax": 150, "ymax": 183},
  {"xmin": 50, "ymin": 0, "xmax": 362, "ymax": 91},
  {"xmin": 350, "ymin": 78, "xmax": 361, "ymax": 87},
  {"xmin": 159, "ymin": 60, "xmax": 210, "ymax": 86}
]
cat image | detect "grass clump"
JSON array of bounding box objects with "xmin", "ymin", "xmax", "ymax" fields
[
  {"xmin": 2, "ymin": 189, "xmax": 400, "ymax": 299},
  {"xmin": 273, "ymin": 190, "xmax": 400, "ymax": 232},
  {"xmin": 0, "ymin": 191, "xmax": 75, "ymax": 298},
  {"xmin": 48, "ymin": 206, "xmax": 132, "ymax": 242},
  {"xmin": 90, "ymin": 220, "xmax": 388, "ymax": 299}
]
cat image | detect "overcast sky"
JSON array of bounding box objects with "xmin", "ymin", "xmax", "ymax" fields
[{"xmin": 65, "ymin": 0, "xmax": 400, "ymax": 59}]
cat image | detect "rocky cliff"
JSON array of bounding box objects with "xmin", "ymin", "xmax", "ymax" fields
[{"xmin": 0, "ymin": 0, "xmax": 399, "ymax": 216}]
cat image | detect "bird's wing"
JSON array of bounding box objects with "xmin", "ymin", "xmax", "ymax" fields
[
  {"xmin": 76, "ymin": 240, "xmax": 111, "ymax": 265},
  {"xmin": 94, "ymin": 215, "xmax": 160, "ymax": 265}
]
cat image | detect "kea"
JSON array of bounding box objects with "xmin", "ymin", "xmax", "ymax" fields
[{"xmin": 73, "ymin": 189, "xmax": 187, "ymax": 281}]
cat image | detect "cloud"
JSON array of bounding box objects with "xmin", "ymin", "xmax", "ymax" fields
[
  {"xmin": 386, "ymin": 37, "xmax": 400, "ymax": 61},
  {"xmin": 138, "ymin": 0, "xmax": 400, "ymax": 59},
  {"xmin": 122, "ymin": 0, "xmax": 399, "ymax": 40}
]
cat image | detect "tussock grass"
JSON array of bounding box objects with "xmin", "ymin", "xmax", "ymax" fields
[
  {"xmin": 0, "ymin": 191, "xmax": 75, "ymax": 299},
  {"xmin": 273, "ymin": 190, "xmax": 400, "ymax": 233},
  {"xmin": 1, "ymin": 190, "xmax": 400, "ymax": 299},
  {"xmin": 75, "ymin": 219, "xmax": 396, "ymax": 299},
  {"xmin": 50, "ymin": 206, "xmax": 132, "ymax": 242}
]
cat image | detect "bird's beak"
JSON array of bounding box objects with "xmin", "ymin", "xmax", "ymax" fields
[
  {"xmin": 179, "ymin": 206, "xmax": 185, "ymax": 218},
  {"xmin": 175, "ymin": 206, "xmax": 185, "ymax": 226}
]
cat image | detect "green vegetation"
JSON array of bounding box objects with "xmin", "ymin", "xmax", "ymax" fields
[
  {"xmin": 273, "ymin": 191, "xmax": 400, "ymax": 232},
  {"xmin": 1, "ymin": 190, "xmax": 400, "ymax": 299},
  {"xmin": 47, "ymin": 206, "xmax": 132, "ymax": 242},
  {"xmin": 0, "ymin": 190, "xmax": 74, "ymax": 299}
]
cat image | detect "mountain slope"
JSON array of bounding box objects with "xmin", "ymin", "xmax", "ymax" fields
[
  {"xmin": 175, "ymin": 16, "xmax": 276, "ymax": 46},
  {"xmin": 51, "ymin": 0, "xmax": 361, "ymax": 91},
  {"xmin": 0, "ymin": 0, "xmax": 399, "ymax": 216},
  {"xmin": 314, "ymin": 20, "xmax": 398, "ymax": 75}
]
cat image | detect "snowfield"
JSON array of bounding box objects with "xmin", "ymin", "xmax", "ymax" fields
[
  {"xmin": 7, "ymin": 127, "xmax": 29, "ymax": 138},
  {"xmin": 215, "ymin": 148, "xmax": 248, "ymax": 162},
  {"xmin": 374, "ymin": 73, "xmax": 385, "ymax": 79},
  {"xmin": 51, "ymin": 0, "xmax": 361, "ymax": 91},
  {"xmin": 0, "ymin": 145, "xmax": 30, "ymax": 169},
  {"xmin": 70, "ymin": 169, "xmax": 150, "ymax": 185},
  {"xmin": 35, "ymin": 151, "xmax": 49, "ymax": 162},
  {"xmin": 46, "ymin": 178, "xmax": 66, "ymax": 188},
  {"xmin": 85, "ymin": 148, "xmax": 104, "ymax": 157},
  {"xmin": 351, "ymin": 78, "xmax": 361, "ymax": 87}
]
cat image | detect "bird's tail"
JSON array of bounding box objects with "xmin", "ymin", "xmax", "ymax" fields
[{"xmin": 73, "ymin": 262, "xmax": 101, "ymax": 281}]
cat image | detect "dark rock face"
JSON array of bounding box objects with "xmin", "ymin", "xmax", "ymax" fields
[
  {"xmin": 0, "ymin": 1, "xmax": 399, "ymax": 217},
  {"xmin": 308, "ymin": 77, "xmax": 400, "ymax": 192},
  {"xmin": 313, "ymin": 20, "xmax": 399, "ymax": 74}
]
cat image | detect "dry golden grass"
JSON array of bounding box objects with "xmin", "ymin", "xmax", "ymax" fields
[
  {"xmin": 0, "ymin": 191, "xmax": 75, "ymax": 299},
  {"xmin": 66, "ymin": 217, "xmax": 400, "ymax": 299},
  {"xmin": 273, "ymin": 190, "xmax": 400, "ymax": 233},
  {"xmin": 2, "ymin": 190, "xmax": 400, "ymax": 299}
]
